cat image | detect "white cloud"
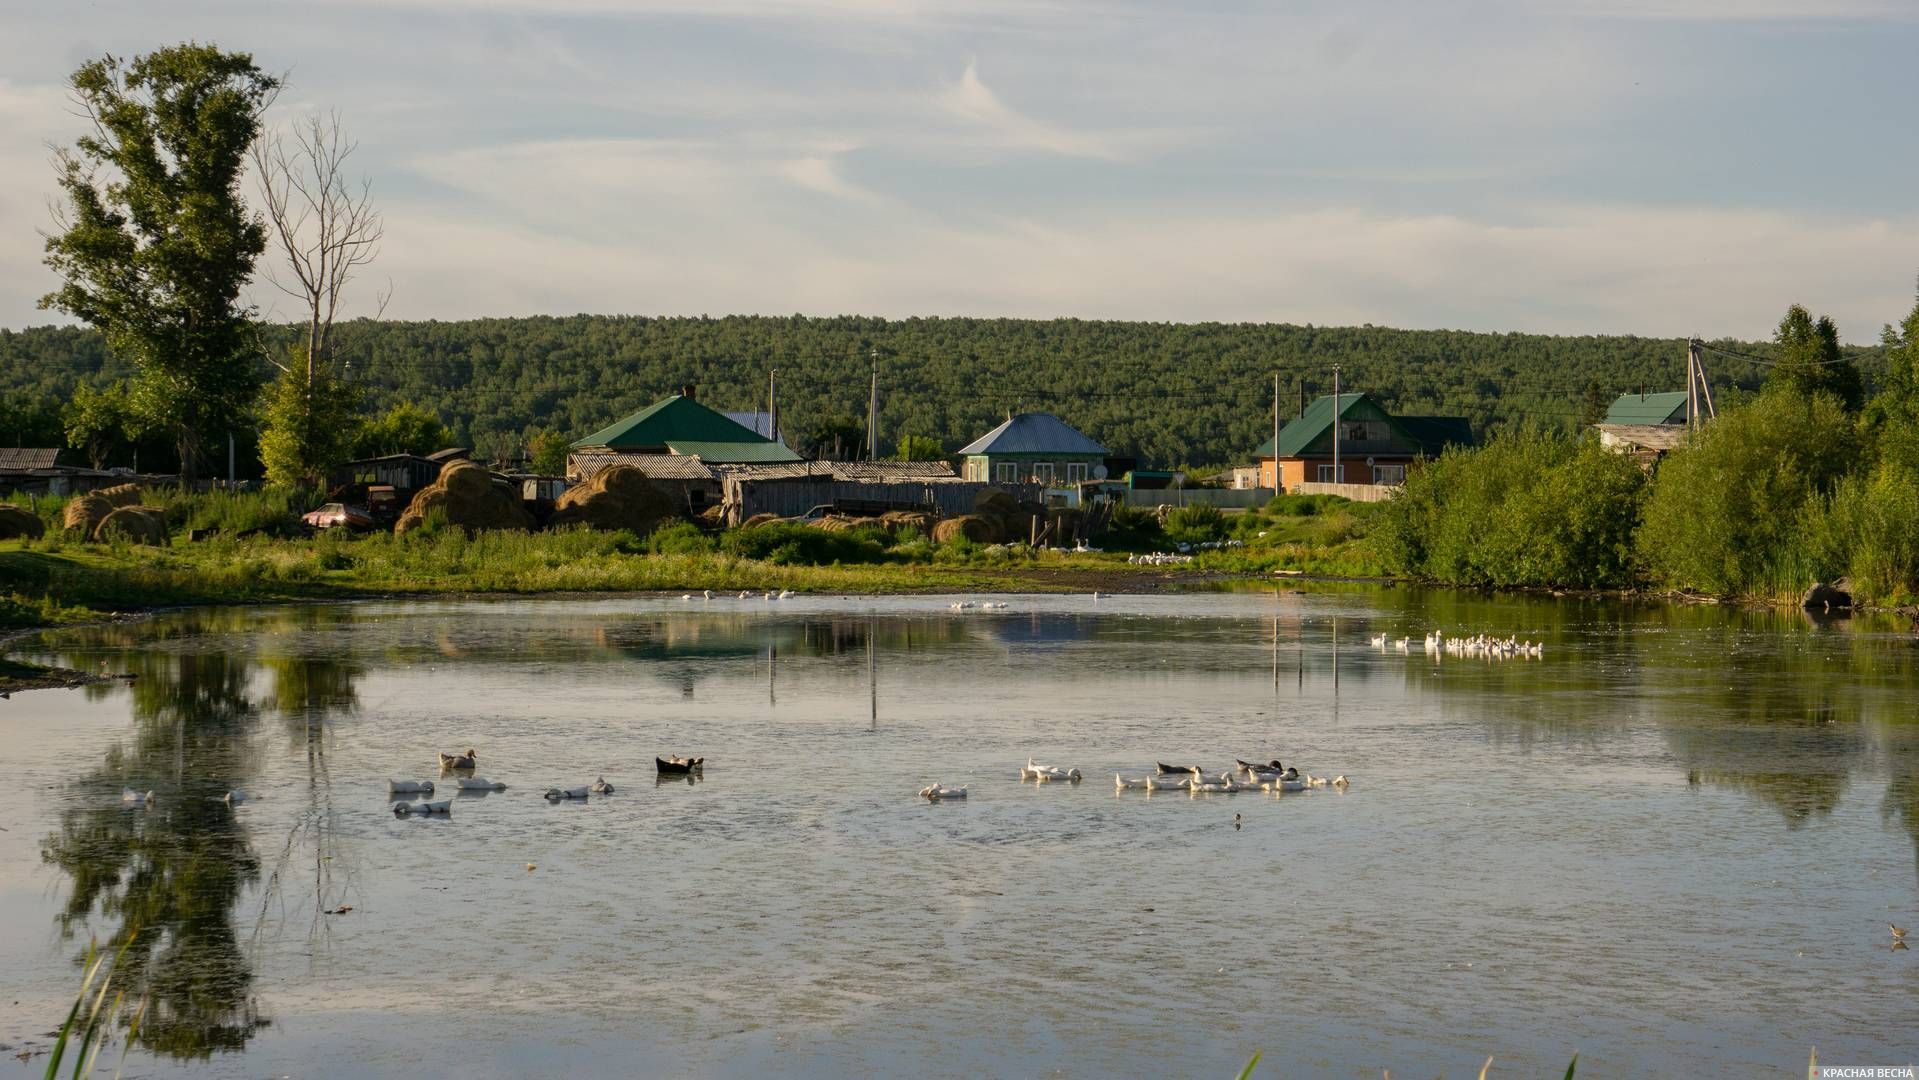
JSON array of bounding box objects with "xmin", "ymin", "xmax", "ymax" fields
[{"xmin": 937, "ymin": 60, "xmax": 1128, "ymax": 161}]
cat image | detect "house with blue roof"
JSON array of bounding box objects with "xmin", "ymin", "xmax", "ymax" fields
[{"xmin": 958, "ymin": 413, "xmax": 1109, "ymax": 486}]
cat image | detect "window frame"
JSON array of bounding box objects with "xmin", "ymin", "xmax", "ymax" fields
[
  {"xmin": 1316, "ymin": 464, "xmax": 1336, "ymax": 483},
  {"xmin": 995, "ymin": 461, "xmax": 1017, "ymax": 484},
  {"xmin": 1372, "ymin": 463, "xmax": 1406, "ymax": 486},
  {"xmin": 1066, "ymin": 461, "xmax": 1088, "ymax": 484}
]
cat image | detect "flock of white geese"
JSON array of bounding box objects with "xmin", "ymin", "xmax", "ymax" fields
[
  {"xmin": 919, "ymin": 758, "xmax": 1350, "ymax": 801},
  {"xmin": 1371, "ymin": 629, "xmax": 1546, "ymax": 661}
]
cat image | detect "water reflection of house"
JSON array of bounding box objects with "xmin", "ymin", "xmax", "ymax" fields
[{"xmin": 1254, "ymin": 392, "xmax": 1473, "ymax": 499}]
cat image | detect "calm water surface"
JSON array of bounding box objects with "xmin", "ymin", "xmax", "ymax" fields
[{"xmin": 1, "ymin": 590, "xmax": 1916, "ymax": 1078}]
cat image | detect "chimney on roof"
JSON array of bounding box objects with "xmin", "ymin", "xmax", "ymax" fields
[{"xmin": 681, "ymin": 384, "xmax": 697, "ymax": 400}]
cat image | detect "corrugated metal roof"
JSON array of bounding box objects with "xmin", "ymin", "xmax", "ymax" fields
[
  {"xmin": 664, "ymin": 439, "xmax": 803, "ymax": 464},
  {"xmin": 833, "ymin": 461, "xmax": 958, "ymax": 481},
  {"xmin": 722, "ymin": 410, "xmax": 786, "ymax": 442},
  {"xmin": 1254, "ymin": 394, "xmax": 1472, "ymax": 458},
  {"xmin": 1603, "ymin": 391, "xmax": 1688, "ymax": 426},
  {"xmin": 0, "ymin": 448, "xmax": 61, "ymax": 470},
  {"xmin": 571, "ymin": 452, "xmax": 718, "ymax": 481},
  {"xmin": 573, "ymin": 394, "xmax": 782, "ymax": 451},
  {"xmin": 958, "ymin": 413, "xmax": 1108, "ymax": 456}
]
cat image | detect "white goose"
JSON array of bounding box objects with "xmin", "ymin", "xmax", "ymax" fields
[
  {"xmin": 388, "ymin": 779, "xmax": 435, "ymax": 795},
  {"xmin": 1114, "ymin": 774, "xmax": 1154, "ymax": 790},
  {"xmin": 590, "ymin": 776, "xmax": 615, "ymax": 794},
  {"xmin": 456, "ymin": 777, "xmax": 508, "ymax": 791},
  {"xmin": 919, "ymin": 784, "xmax": 968, "ymax": 800},
  {"xmin": 121, "ymin": 788, "xmax": 154, "ymax": 806},
  {"xmin": 544, "ymin": 786, "xmax": 590, "ymax": 801}
]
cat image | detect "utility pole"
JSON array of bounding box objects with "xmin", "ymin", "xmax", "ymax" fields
[
  {"xmin": 227, "ymin": 432, "xmax": 235, "ymax": 489},
  {"xmin": 1686, "ymin": 338, "xmax": 1699, "ymax": 433},
  {"xmin": 768, "ymin": 369, "xmax": 778, "ymax": 446},
  {"xmin": 1272, "ymin": 371, "xmax": 1281, "ymax": 493},
  {"xmin": 1331, "ymin": 364, "xmax": 1342, "ymax": 485},
  {"xmin": 868, "ymin": 347, "xmax": 879, "ymax": 461}
]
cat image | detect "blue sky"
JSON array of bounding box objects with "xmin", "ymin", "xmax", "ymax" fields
[{"xmin": 1, "ymin": 0, "xmax": 1914, "ymax": 339}]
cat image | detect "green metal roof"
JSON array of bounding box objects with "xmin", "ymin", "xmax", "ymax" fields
[
  {"xmin": 1254, "ymin": 392, "xmax": 1473, "ymax": 459},
  {"xmin": 1603, "ymin": 391, "xmax": 1688, "ymax": 426},
  {"xmin": 572, "ymin": 393, "xmax": 778, "ymax": 451},
  {"xmin": 663, "ymin": 439, "xmax": 803, "ymax": 464},
  {"xmin": 1254, "ymin": 393, "xmax": 1366, "ymax": 458}
]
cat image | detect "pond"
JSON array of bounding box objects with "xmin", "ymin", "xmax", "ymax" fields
[{"xmin": 1, "ymin": 590, "xmax": 1915, "ymax": 1077}]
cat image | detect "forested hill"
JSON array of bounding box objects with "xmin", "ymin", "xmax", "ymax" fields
[{"xmin": 0, "ymin": 315, "xmax": 1866, "ymax": 466}]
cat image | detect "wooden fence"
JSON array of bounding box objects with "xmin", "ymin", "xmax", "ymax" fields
[{"xmin": 723, "ymin": 478, "xmax": 1044, "ymax": 525}]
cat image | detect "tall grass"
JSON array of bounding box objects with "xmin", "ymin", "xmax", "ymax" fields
[{"xmin": 43, "ymin": 934, "xmax": 146, "ymax": 1080}]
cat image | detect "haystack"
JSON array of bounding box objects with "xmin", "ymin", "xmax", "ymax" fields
[
  {"xmin": 741, "ymin": 513, "xmax": 781, "ymax": 529},
  {"xmin": 93, "ymin": 505, "xmax": 169, "ymax": 545},
  {"xmin": 544, "ymin": 464, "xmax": 677, "ymax": 537},
  {"xmin": 63, "ymin": 493, "xmax": 113, "ymax": 535},
  {"xmin": 0, "ymin": 504, "xmax": 45, "ymax": 540},
  {"xmin": 932, "ymin": 514, "xmax": 997, "ymax": 544},
  {"xmin": 971, "ymin": 487, "xmax": 1034, "ymax": 543},
  {"xmin": 813, "ymin": 515, "xmax": 875, "ymax": 533},
  {"xmin": 879, "ymin": 510, "xmax": 934, "ymax": 536},
  {"xmin": 94, "ymin": 483, "xmax": 143, "ymax": 508},
  {"xmin": 395, "ymin": 460, "xmax": 534, "ymax": 534}
]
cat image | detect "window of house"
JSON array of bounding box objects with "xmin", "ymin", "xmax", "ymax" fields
[
  {"xmin": 995, "ymin": 461, "xmax": 1017, "ymax": 484},
  {"xmin": 1372, "ymin": 464, "xmax": 1406, "ymax": 485},
  {"xmin": 1316, "ymin": 464, "xmax": 1336, "ymax": 483},
  {"xmin": 1066, "ymin": 462, "xmax": 1088, "ymax": 483},
  {"xmin": 1032, "ymin": 462, "xmax": 1056, "ymax": 485}
]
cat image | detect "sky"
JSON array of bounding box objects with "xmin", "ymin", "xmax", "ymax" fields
[{"xmin": 0, "ymin": 0, "xmax": 1914, "ymax": 341}]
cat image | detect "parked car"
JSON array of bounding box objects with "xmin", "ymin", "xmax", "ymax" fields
[{"xmin": 302, "ymin": 503, "xmax": 375, "ymax": 531}]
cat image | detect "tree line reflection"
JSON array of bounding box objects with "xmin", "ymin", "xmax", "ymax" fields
[{"xmin": 22, "ymin": 596, "xmax": 1919, "ymax": 1062}]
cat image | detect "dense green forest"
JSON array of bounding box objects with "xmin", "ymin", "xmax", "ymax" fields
[{"xmin": 0, "ymin": 315, "xmax": 1887, "ymax": 471}]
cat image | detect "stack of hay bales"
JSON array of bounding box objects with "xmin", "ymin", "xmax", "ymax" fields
[
  {"xmin": 94, "ymin": 483, "xmax": 144, "ymax": 508},
  {"xmin": 740, "ymin": 512, "xmax": 781, "ymax": 529},
  {"xmin": 395, "ymin": 459, "xmax": 534, "ymax": 535},
  {"xmin": 544, "ymin": 464, "xmax": 676, "ymax": 537},
  {"xmin": 94, "ymin": 505, "xmax": 169, "ymax": 545},
  {"xmin": 879, "ymin": 510, "xmax": 934, "ymax": 536},
  {"xmin": 0, "ymin": 504, "xmax": 45, "ymax": 540},
  {"xmin": 813, "ymin": 515, "xmax": 874, "ymax": 533},
  {"xmin": 63, "ymin": 493, "xmax": 115, "ymax": 535},
  {"xmin": 940, "ymin": 487, "xmax": 1038, "ymax": 545}
]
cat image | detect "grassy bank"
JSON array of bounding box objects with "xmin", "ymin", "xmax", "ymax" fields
[{"xmin": 0, "ymin": 488, "xmax": 1393, "ymax": 634}]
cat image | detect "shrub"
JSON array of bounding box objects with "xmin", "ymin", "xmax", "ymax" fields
[
  {"xmin": 1373, "ymin": 430, "xmax": 1646, "ymax": 588},
  {"xmin": 1638, "ymin": 391, "xmax": 1859, "ymax": 596},
  {"xmin": 718, "ymin": 522, "xmax": 884, "ymax": 565},
  {"xmin": 1164, "ymin": 504, "xmax": 1227, "ymax": 545},
  {"xmin": 647, "ymin": 521, "xmax": 715, "ymax": 556}
]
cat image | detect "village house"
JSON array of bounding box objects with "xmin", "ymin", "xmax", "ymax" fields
[
  {"xmin": 569, "ymin": 386, "xmax": 802, "ymax": 477},
  {"xmin": 1254, "ymin": 393, "xmax": 1473, "ymax": 494},
  {"xmin": 958, "ymin": 412, "xmax": 1109, "ymax": 487},
  {"xmin": 1594, "ymin": 390, "xmax": 1690, "ymax": 464}
]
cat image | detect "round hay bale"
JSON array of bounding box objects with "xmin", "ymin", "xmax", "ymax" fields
[
  {"xmin": 697, "ymin": 504, "xmax": 725, "ymax": 528},
  {"xmin": 94, "ymin": 483, "xmax": 143, "ymax": 508},
  {"xmin": 0, "ymin": 503, "xmax": 45, "ymax": 540},
  {"xmin": 933, "ymin": 514, "xmax": 997, "ymax": 544},
  {"xmin": 440, "ymin": 461, "xmax": 490, "ymax": 499},
  {"xmin": 741, "ymin": 513, "xmax": 781, "ymax": 529},
  {"xmin": 93, "ymin": 505, "xmax": 168, "ymax": 545},
  {"xmin": 879, "ymin": 510, "xmax": 934, "ymax": 535},
  {"xmin": 64, "ymin": 493, "xmax": 112, "ymax": 535},
  {"xmin": 973, "ymin": 487, "xmax": 1020, "ymax": 521},
  {"xmin": 597, "ymin": 465, "xmax": 651, "ymax": 500},
  {"xmin": 394, "ymin": 487, "xmax": 450, "ymax": 534},
  {"xmin": 546, "ymin": 470, "xmax": 677, "ymax": 537},
  {"xmin": 814, "ymin": 515, "xmax": 872, "ymax": 532}
]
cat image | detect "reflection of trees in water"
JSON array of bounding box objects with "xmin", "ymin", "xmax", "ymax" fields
[
  {"xmin": 40, "ymin": 649, "xmax": 270, "ymax": 1058},
  {"xmin": 35, "ymin": 607, "xmax": 369, "ymax": 1061}
]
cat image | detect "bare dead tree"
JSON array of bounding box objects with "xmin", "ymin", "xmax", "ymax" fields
[{"xmin": 252, "ymin": 109, "xmax": 387, "ymax": 385}]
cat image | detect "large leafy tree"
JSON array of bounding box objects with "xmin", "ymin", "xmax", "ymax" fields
[
  {"xmin": 353, "ymin": 401, "xmax": 452, "ymax": 458},
  {"xmin": 259, "ymin": 355, "xmax": 362, "ymax": 487},
  {"xmin": 39, "ymin": 44, "xmax": 279, "ymax": 480},
  {"xmin": 1765, "ymin": 304, "xmax": 1863, "ymax": 411},
  {"xmin": 62, "ymin": 380, "xmax": 146, "ymax": 469}
]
